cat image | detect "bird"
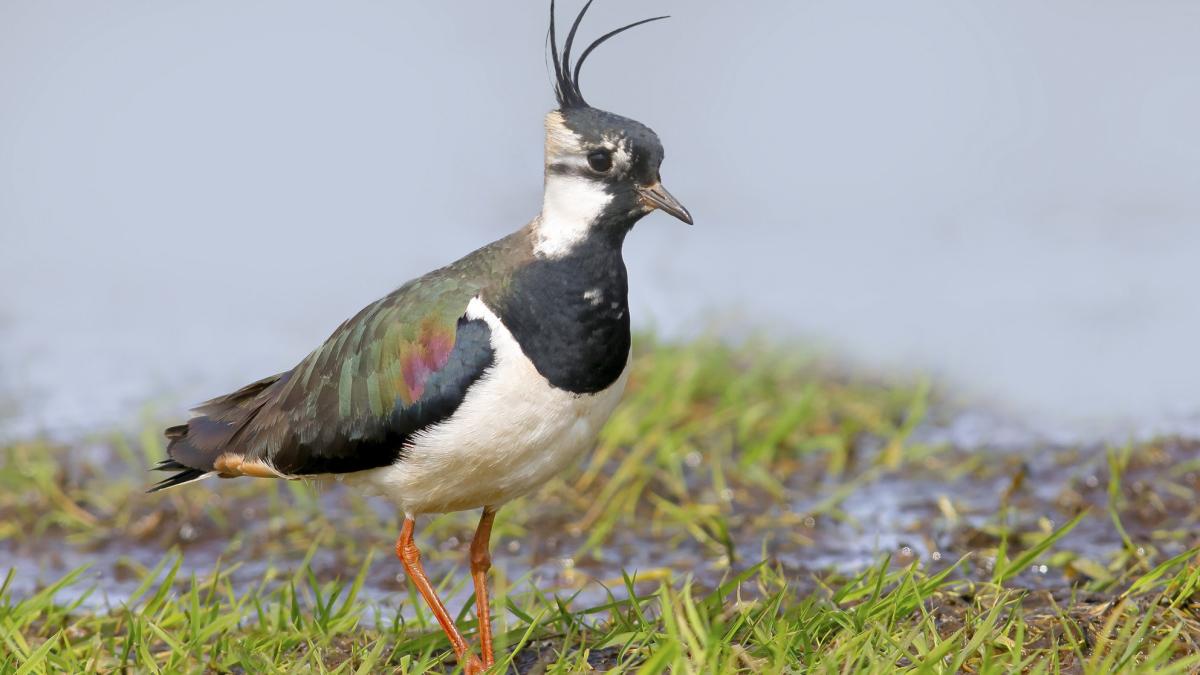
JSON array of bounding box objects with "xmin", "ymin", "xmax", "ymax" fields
[{"xmin": 149, "ymin": 1, "xmax": 690, "ymax": 671}]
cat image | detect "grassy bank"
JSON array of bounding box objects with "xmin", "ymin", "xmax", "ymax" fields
[{"xmin": 3, "ymin": 338, "xmax": 1199, "ymax": 672}]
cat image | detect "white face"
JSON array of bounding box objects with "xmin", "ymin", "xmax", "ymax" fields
[{"xmin": 534, "ymin": 111, "xmax": 636, "ymax": 259}]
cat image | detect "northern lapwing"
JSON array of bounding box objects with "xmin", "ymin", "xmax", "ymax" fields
[{"xmin": 150, "ymin": 1, "xmax": 690, "ymax": 671}]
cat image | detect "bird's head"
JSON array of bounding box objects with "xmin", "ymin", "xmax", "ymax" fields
[{"xmin": 535, "ymin": 0, "xmax": 691, "ymax": 259}]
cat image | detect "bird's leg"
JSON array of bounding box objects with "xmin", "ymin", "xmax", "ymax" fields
[
  {"xmin": 396, "ymin": 516, "xmax": 484, "ymax": 673},
  {"xmin": 470, "ymin": 506, "xmax": 498, "ymax": 668}
]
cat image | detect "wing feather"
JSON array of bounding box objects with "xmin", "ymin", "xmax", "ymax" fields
[{"xmin": 153, "ymin": 230, "xmax": 528, "ymax": 488}]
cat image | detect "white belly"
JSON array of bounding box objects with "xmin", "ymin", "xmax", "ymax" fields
[{"xmin": 345, "ymin": 297, "xmax": 629, "ymax": 516}]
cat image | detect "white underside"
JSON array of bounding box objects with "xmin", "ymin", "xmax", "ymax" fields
[{"xmin": 343, "ymin": 297, "xmax": 629, "ymax": 516}]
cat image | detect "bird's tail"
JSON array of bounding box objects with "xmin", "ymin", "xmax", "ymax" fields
[
  {"xmin": 148, "ymin": 373, "xmax": 285, "ymax": 493},
  {"xmin": 148, "ymin": 456, "xmax": 211, "ymax": 492}
]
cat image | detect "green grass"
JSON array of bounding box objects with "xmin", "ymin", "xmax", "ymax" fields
[
  {"xmin": 2, "ymin": 336, "xmax": 1199, "ymax": 673},
  {"xmin": 5, "ymin": 540, "xmax": 1199, "ymax": 673}
]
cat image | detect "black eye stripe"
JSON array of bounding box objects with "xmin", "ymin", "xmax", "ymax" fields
[{"xmin": 547, "ymin": 163, "xmax": 591, "ymax": 178}]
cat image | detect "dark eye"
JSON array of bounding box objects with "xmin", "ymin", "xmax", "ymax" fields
[{"xmin": 587, "ymin": 149, "xmax": 613, "ymax": 173}]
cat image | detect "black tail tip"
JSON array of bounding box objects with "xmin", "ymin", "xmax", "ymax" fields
[{"xmin": 148, "ymin": 458, "xmax": 208, "ymax": 492}]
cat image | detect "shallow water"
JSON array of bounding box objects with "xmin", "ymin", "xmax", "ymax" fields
[{"xmin": 6, "ymin": 408, "xmax": 1195, "ymax": 618}]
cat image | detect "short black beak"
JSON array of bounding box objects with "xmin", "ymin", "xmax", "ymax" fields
[{"xmin": 637, "ymin": 182, "xmax": 693, "ymax": 225}]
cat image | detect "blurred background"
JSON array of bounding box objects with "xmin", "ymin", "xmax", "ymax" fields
[{"xmin": 3, "ymin": 0, "xmax": 1199, "ymax": 440}]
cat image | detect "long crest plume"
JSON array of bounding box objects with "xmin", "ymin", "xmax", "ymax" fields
[{"xmin": 548, "ymin": 0, "xmax": 668, "ymax": 109}]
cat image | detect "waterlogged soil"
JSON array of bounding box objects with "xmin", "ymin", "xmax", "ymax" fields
[{"xmin": 3, "ymin": 409, "xmax": 1199, "ymax": 625}]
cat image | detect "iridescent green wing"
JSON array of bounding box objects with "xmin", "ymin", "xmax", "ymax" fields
[
  {"xmin": 157, "ymin": 232, "xmax": 527, "ymax": 486},
  {"xmin": 261, "ymin": 272, "xmax": 491, "ymax": 474}
]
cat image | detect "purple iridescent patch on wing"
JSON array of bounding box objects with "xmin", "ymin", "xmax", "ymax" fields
[{"xmin": 400, "ymin": 318, "xmax": 456, "ymax": 402}]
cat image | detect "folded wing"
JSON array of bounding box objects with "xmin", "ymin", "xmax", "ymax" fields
[{"xmin": 151, "ymin": 278, "xmax": 493, "ymax": 491}]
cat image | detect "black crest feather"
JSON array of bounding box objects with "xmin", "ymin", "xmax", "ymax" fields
[{"xmin": 548, "ymin": 0, "xmax": 668, "ymax": 109}]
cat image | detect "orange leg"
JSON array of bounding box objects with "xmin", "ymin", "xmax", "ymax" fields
[
  {"xmin": 470, "ymin": 507, "xmax": 498, "ymax": 668},
  {"xmin": 396, "ymin": 516, "xmax": 484, "ymax": 674}
]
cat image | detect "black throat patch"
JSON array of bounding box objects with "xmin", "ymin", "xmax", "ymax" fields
[{"xmin": 489, "ymin": 233, "xmax": 631, "ymax": 394}]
